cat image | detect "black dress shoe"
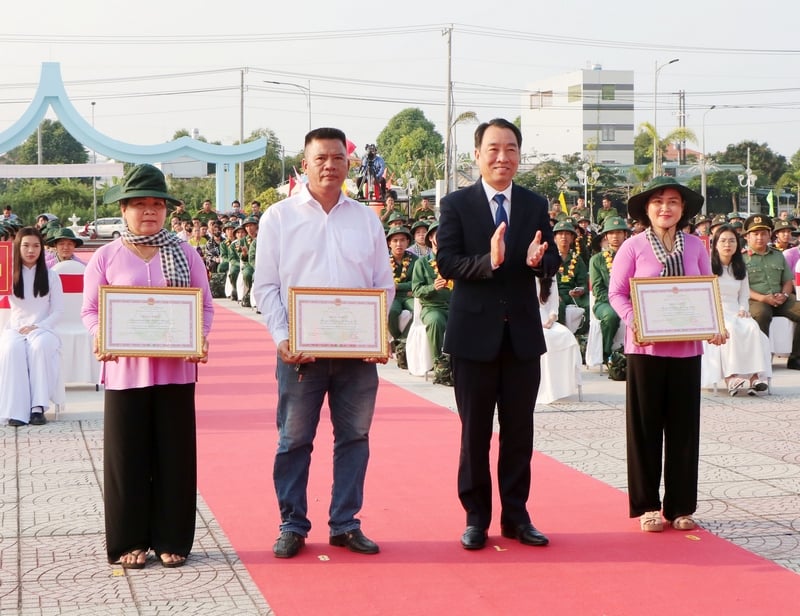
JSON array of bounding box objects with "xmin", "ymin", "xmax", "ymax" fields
[
  {"xmin": 273, "ymin": 531, "xmax": 305, "ymax": 558},
  {"xmin": 787, "ymin": 357, "xmax": 800, "ymax": 370},
  {"xmin": 29, "ymin": 412, "xmax": 47, "ymax": 426},
  {"xmin": 7, "ymin": 419, "xmax": 25, "ymax": 427},
  {"xmin": 501, "ymin": 523, "xmax": 549, "ymax": 546},
  {"xmin": 460, "ymin": 526, "xmax": 488, "ymax": 550},
  {"xmin": 329, "ymin": 529, "xmax": 380, "ymax": 554}
]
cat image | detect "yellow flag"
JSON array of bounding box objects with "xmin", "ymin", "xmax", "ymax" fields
[{"xmin": 559, "ymin": 192, "xmax": 568, "ymax": 214}]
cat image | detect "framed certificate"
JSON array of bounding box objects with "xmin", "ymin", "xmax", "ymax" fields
[
  {"xmin": 0, "ymin": 241, "xmax": 11, "ymax": 295},
  {"xmin": 98, "ymin": 286, "xmax": 203, "ymax": 357},
  {"xmin": 630, "ymin": 276, "xmax": 725, "ymax": 344},
  {"xmin": 288, "ymin": 287, "xmax": 388, "ymax": 358}
]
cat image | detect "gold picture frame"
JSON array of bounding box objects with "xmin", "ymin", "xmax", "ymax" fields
[
  {"xmin": 630, "ymin": 276, "xmax": 725, "ymax": 344},
  {"xmin": 288, "ymin": 287, "xmax": 388, "ymax": 358},
  {"xmin": 98, "ymin": 285, "xmax": 203, "ymax": 357}
]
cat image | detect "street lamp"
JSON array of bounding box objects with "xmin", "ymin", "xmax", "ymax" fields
[
  {"xmin": 576, "ymin": 162, "xmax": 600, "ymax": 223},
  {"xmin": 738, "ymin": 147, "xmax": 757, "ymax": 215},
  {"xmin": 91, "ymin": 101, "xmax": 97, "ymax": 231},
  {"xmin": 264, "ymin": 80, "xmax": 311, "ymax": 132},
  {"xmin": 653, "ymin": 58, "xmax": 679, "ymax": 179},
  {"xmin": 700, "ymin": 105, "xmax": 716, "ymax": 210}
]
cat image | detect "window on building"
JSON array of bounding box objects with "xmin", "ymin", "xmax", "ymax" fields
[
  {"xmin": 601, "ymin": 85, "xmax": 615, "ymax": 101},
  {"xmin": 530, "ymin": 91, "xmax": 553, "ymax": 109},
  {"xmin": 601, "ymin": 126, "xmax": 616, "ymax": 141},
  {"xmin": 568, "ymin": 85, "xmax": 582, "ymax": 103}
]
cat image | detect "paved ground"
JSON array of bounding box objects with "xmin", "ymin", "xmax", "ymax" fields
[{"xmin": 1, "ymin": 299, "xmax": 798, "ymax": 614}]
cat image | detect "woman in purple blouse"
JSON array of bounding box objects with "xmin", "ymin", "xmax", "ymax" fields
[
  {"xmin": 82, "ymin": 165, "xmax": 214, "ymax": 569},
  {"xmin": 609, "ymin": 177, "xmax": 726, "ymax": 534}
]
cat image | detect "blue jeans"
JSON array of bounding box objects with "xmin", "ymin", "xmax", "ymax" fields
[{"xmin": 273, "ymin": 357, "xmax": 378, "ymax": 536}]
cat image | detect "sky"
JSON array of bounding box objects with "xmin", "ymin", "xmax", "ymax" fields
[{"xmin": 2, "ymin": 0, "xmax": 800, "ymax": 174}]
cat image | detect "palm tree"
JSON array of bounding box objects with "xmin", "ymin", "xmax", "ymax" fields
[{"xmin": 638, "ymin": 122, "xmax": 698, "ymax": 178}]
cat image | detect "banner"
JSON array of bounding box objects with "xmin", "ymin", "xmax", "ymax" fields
[{"xmin": 0, "ymin": 241, "xmax": 11, "ymax": 295}]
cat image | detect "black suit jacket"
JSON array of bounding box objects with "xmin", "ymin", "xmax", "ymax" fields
[{"xmin": 436, "ymin": 181, "xmax": 559, "ymax": 362}]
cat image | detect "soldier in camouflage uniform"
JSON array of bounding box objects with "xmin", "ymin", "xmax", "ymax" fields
[{"xmin": 387, "ymin": 226, "xmax": 417, "ymax": 369}]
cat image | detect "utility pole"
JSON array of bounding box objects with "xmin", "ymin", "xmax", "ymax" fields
[
  {"xmin": 239, "ymin": 68, "xmax": 246, "ymax": 206},
  {"xmin": 443, "ymin": 25, "xmax": 453, "ymax": 195}
]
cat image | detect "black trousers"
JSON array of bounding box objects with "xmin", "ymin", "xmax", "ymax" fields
[
  {"xmin": 451, "ymin": 326, "xmax": 541, "ymax": 530},
  {"xmin": 625, "ymin": 354, "xmax": 700, "ymax": 520},
  {"xmin": 104, "ymin": 384, "xmax": 197, "ymax": 563}
]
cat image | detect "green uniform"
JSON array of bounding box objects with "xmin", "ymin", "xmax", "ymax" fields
[
  {"xmin": 388, "ymin": 252, "xmax": 417, "ymax": 340},
  {"xmin": 744, "ymin": 247, "xmax": 800, "ymax": 340},
  {"xmin": 411, "ymin": 254, "xmax": 451, "ymax": 361},
  {"xmin": 218, "ymin": 238, "xmax": 232, "ymax": 274},
  {"xmin": 556, "ymin": 249, "xmax": 590, "ymax": 335},
  {"xmin": 596, "ymin": 207, "xmax": 619, "ymax": 226},
  {"xmin": 194, "ymin": 209, "xmax": 218, "ymax": 225},
  {"xmin": 589, "ymin": 249, "xmax": 621, "ymax": 359}
]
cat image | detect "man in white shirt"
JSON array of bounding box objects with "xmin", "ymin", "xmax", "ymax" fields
[{"xmin": 252, "ymin": 127, "xmax": 394, "ymax": 560}]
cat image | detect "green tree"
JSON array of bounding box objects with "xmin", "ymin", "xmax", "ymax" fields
[
  {"xmin": 636, "ymin": 122, "xmax": 697, "ymax": 177},
  {"xmin": 376, "ymin": 108, "xmax": 443, "ymax": 189},
  {"xmin": 714, "ymin": 140, "xmax": 787, "ymax": 185},
  {"xmin": 6, "ymin": 119, "xmax": 89, "ymax": 166},
  {"xmin": 775, "ymin": 148, "xmax": 800, "ymax": 212},
  {"xmin": 241, "ymin": 128, "xmax": 284, "ymax": 200}
]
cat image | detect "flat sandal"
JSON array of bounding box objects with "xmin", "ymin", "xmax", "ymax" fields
[{"xmin": 640, "ymin": 511, "xmax": 664, "ymax": 532}]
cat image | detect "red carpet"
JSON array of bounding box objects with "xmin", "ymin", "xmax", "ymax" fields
[{"xmin": 196, "ymin": 305, "xmax": 800, "ymax": 615}]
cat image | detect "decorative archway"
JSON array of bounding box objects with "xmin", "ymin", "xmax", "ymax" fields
[{"xmin": 0, "ymin": 62, "xmax": 267, "ymax": 208}]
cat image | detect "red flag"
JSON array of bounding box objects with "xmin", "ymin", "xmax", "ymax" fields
[{"xmin": 288, "ymin": 175, "xmax": 296, "ymax": 195}]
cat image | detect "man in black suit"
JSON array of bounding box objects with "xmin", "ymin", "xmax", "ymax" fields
[{"xmin": 437, "ymin": 118, "xmax": 560, "ymax": 550}]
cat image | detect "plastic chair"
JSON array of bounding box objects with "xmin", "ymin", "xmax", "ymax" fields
[
  {"xmin": 586, "ymin": 293, "xmax": 624, "ymax": 370},
  {"xmin": 406, "ymin": 298, "xmax": 433, "ymax": 377},
  {"xmin": 52, "ymin": 260, "xmax": 100, "ymax": 395},
  {"xmin": 769, "ymin": 316, "xmax": 795, "ymax": 357}
]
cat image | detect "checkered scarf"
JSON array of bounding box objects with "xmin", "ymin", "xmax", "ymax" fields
[
  {"xmin": 122, "ymin": 228, "xmax": 192, "ymax": 287},
  {"xmin": 645, "ymin": 227, "xmax": 685, "ymax": 277}
]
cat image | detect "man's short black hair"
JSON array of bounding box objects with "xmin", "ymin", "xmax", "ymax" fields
[
  {"xmin": 474, "ymin": 118, "xmax": 522, "ymax": 149},
  {"xmin": 305, "ymin": 127, "xmax": 347, "ymax": 150}
]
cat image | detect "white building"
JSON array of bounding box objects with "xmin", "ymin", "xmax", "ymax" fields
[{"xmin": 520, "ymin": 66, "xmax": 634, "ymax": 165}]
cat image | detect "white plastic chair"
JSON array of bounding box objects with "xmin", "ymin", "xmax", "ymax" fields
[
  {"xmin": 52, "ymin": 260, "xmax": 100, "ymax": 393},
  {"xmin": 537, "ymin": 278, "xmax": 582, "ymax": 403},
  {"xmin": 586, "ymin": 293, "xmax": 624, "ymax": 370},
  {"xmin": 769, "ymin": 316, "xmax": 795, "ymax": 357},
  {"xmin": 406, "ymin": 298, "xmax": 433, "ymax": 377}
]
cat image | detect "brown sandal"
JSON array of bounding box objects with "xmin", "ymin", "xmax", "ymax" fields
[
  {"xmin": 118, "ymin": 549, "xmax": 148, "ymax": 569},
  {"xmin": 640, "ymin": 511, "xmax": 664, "ymax": 532}
]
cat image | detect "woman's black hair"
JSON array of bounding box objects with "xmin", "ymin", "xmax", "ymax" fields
[
  {"xmin": 12, "ymin": 226, "xmax": 49, "ymax": 299},
  {"xmin": 710, "ymin": 224, "xmax": 746, "ymax": 280},
  {"xmin": 539, "ymin": 275, "xmax": 553, "ymax": 304}
]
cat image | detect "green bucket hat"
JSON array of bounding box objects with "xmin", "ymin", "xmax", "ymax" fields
[
  {"xmin": 600, "ymin": 216, "xmax": 630, "ymax": 235},
  {"xmin": 552, "ymin": 220, "xmax": 577, "ymax": 235},
  {"xmin": 104, "ymin": 164, "xmax": 180, "ymax": 205},
  {"xmin": 410, "ymin": 219, "xmax": 429, "ymax": 233},
  {"xmin": 424, "ymin": 221, "xmax": 439, "ymax": 246},
  {"xmin": 242, "ymin": 216, "xmax": 259, "ymax": 226},
  {"xmin": 45, "ymin": 227, "xmax": 84, "ymax": 248},
  {"xmin": 710, "ymin": 214, "xmax": 728, "ymax": 229},
  {"xmin": 773, "ymin": 219, "xmax": 793, "ymax": 233},
  {"xmin": 627, "ymin": 176, "xmax": 704, "ymax": 223},
  {"xmin": 386, "ymin": 226, "xmax": 412, "ymax": 242}
]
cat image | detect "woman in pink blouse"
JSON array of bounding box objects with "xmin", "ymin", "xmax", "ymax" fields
[
  {"xmin": 82, "ymin": 165, "xmax": 214, "ymax": 569},
  {"xmin": 609, "ymin": 177, "xmax": 726, "ymax": 534}
]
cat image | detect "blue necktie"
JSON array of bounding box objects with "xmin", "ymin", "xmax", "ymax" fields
[{"xmin": 493, "ymin": 193, "xmax": 508, "ymax": 227}]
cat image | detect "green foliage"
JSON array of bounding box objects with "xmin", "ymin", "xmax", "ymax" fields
[
  {"xmin": 713, "ymin": 140, "xmax": 787, "ymax": 185},
  {"xmin": 6, "ymin": 119, "xmax": 89, "ymax": 166},
  {"xmin": 376, "ymin": 109, "xmax": 443, "ymax": 189},
  {"xmin": 242, "ymin": 128, "xmax": 284, "ymax": 200},
  {"xmin": 166, "ymin": 176, "xmax": 217, "ymax": 210},
  {"xmin": 252, "ymin": 187, "xmax": 282, "ymax": 208},
  {"xmin": 0, "ymin": 178, "xmax": 99, "ymax": 225}
]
